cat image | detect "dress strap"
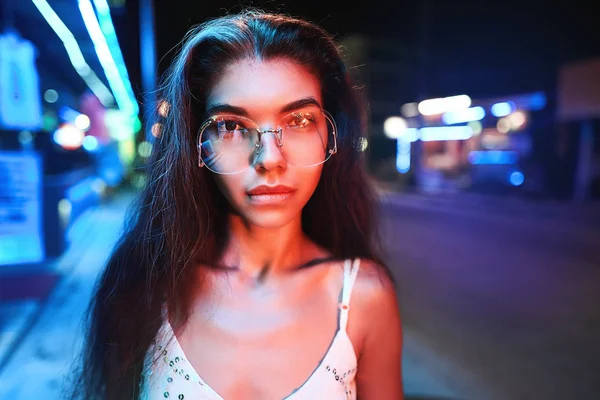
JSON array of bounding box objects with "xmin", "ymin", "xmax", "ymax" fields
[{"xmin": 339, "ymin": 258, "xmax": 361, "ymax": 331}]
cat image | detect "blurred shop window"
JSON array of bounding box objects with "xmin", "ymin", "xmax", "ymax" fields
[{"xmin": 0, "ymin": 30, "xmax": 43, "ymax": 131}]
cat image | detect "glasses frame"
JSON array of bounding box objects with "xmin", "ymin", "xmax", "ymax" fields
[{"xmin": 196, "ymin": 109, "xmax": 338, "ymax": 174}]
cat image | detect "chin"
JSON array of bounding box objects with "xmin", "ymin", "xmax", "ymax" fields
[{"xmin": 243, "ymin": 208, "xmax": 300, "ymax": 229}]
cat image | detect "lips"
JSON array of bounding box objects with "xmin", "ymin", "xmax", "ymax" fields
[
  {"xmin": 247, "ymin": 185, "xmax": 296, "ymax": 195},
  {"xmin": 246, "ymin": 185, "xmax": 297, "ymax": 204}
]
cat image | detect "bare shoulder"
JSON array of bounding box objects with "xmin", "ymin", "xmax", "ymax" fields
[
  {"xmin": 351, "ymin": 259, "xmax": 404, "ymax": 398},
  {"xmin": 352, "ymin": 259, "xmax": 398, "ymax": 309},
  {"xmin": 348, "ymin": 259, "xmax": 401, "ymax": 350}
]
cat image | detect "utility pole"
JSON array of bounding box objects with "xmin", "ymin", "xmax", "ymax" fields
[{"xmin": 139, "ymin": 0, "xmax": 157, "ymax": 142}]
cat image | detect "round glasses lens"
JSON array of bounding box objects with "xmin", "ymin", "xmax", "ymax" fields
[
  {"xmin": 278, "ymin": 110, "xmax": 336, "ymax": 167},
  {"xmin": 198, "ymin": 110, "xmax": 337, "ymax": 174},
  {"xmin": 198, "ymin": 116, "xmax": 258, "ymax": 174}
]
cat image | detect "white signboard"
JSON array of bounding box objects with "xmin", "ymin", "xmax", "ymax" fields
[
  {"xmin": 0, "ymin": 31, "xmax": 42, "ymax": 130},
  {"xmin": 0, "ymin": 151, "xmax": 44, "ymax": 265}
]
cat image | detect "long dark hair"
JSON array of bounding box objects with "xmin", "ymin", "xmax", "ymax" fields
[{"xmin": 68, "ymin": 9, "xmax": 391, "ymax": 399}]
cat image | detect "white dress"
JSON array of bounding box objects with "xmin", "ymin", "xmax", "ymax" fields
[{"xmin": 141, "ymin": 259, "xmax": 362, "ymax": 399}]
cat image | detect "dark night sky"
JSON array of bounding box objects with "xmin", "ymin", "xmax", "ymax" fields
[{"xmin": 115, "ymin": 0, "xmax": 599, "ymax": 107}]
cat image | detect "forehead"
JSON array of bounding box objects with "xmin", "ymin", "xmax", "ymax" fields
[{"xmin": 206, "ymin": 58, "xmax": 322, "ymax": 115}]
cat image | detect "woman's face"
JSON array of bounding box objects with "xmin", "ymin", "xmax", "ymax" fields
[{"xmin": 204, "ymin": 58, "xmax": 327, "ymax": 229}]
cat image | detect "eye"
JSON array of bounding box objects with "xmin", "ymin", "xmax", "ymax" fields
[
  {"xmin": 288, "ymin": 112, "xmax": 316, "ymax": 128},
  {"xmin": 217, "ymin": 119, "xmax": 245, "ymax": 132},
  {"xmin": 214, "ymin": 118, "xmax": 249, "ymax": 141}
]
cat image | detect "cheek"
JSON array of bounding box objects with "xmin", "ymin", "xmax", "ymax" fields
[
  {"xmin": 296, "ymin": 165, "xmax": 323, "ymax": 199},
  {"xmin": 213, "ymin": 175, "xmax": 245, "ymax": 208}
]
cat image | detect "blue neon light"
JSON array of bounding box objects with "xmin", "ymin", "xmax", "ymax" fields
[
  {"xmin": 509, "ymin": 171, "xmax": 525, "ymax": 186},
  {"xmin": 419, "ymin": 126, "xmax": 473, "ymax": 142},
  {"xmin": 78, "ymin": 0, "xmax": 138, "ymax": 117},
  {"xmin": 528, "ymin": 92, "xmax": 546, "ymax": 110},
  {"xmin": 469, "ymin": 150, "xmax": 518, "ymax": 165},
  {"xmin": 397, "ymin": 128, "xmax": 418, "ymax": 142},
  {"xmin": 58, "ymin": 106, "xmax": 81, "ymax": 123},
  {"xmin": 398, "ymin": 127, "xmax": 473, "ymax": 142},
  {"xmin": 491, "ymin": 101, "xmax": 516, "ymax": 117},
  {"xmin": 91, "ymin": 0, "xmax": 139, "ymax": 114},
  {"xmin": 442, "ymin": 106, "xmax": 485, "ymax": 125},
  {"xmin": 31, "ymin": 0, "xmax": 115, "ymax": 106},
  {"xmin": 396, "ymin": 139, "xmax": 411, "ymax": 173}
]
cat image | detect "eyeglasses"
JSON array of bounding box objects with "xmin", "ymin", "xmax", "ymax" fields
[{"xmin": 197, "ymin": 108, "xmax": 337, "ymax": 174}]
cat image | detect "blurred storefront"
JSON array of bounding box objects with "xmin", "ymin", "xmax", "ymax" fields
[
  {"xmin": 379, "ymin": 58, "xmax": 600, "ymax": 201},
  {"xmin": 0, "ymin": 0, "xmax": 141, "ymax": 266},
  {"xmin": 386, "ymin": 91, "xmax": 546, "ymax": 195}
]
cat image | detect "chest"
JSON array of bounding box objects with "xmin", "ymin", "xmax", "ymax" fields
[{"xmin": 161, "ymin": 270, "xmax": 358, "ymax": 399}]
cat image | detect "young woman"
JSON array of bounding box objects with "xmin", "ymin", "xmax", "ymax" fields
[{"xmin": 71, "ymin": 9, "xmax": 403, "ymax": 400}]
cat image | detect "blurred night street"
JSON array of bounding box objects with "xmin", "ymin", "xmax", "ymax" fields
[
  {"xmin": 1, "ymin": 0, "xmax": 600, "ymax": 399},
  {"xmin": 380, "ymin": 190, "xmax": 600, "ymax": 399}
]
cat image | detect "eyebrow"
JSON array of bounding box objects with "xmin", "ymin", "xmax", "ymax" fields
[{"xmin": 204, "ymin": 96, "xmax": 322, "ymax": 118}]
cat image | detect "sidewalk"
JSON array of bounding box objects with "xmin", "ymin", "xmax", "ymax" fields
[{"xmin": 0, "ymin": 189, "xmax": 134, "ymax": 399}]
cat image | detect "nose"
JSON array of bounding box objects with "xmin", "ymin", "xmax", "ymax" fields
[{"xmin": 254, "ymin": 130, "xmax": 286, "ymax": 171}]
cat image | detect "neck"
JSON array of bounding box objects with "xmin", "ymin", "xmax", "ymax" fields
[{"xmin": 220, "ymin": 213, "xmax": 316, "ymax": 280}]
